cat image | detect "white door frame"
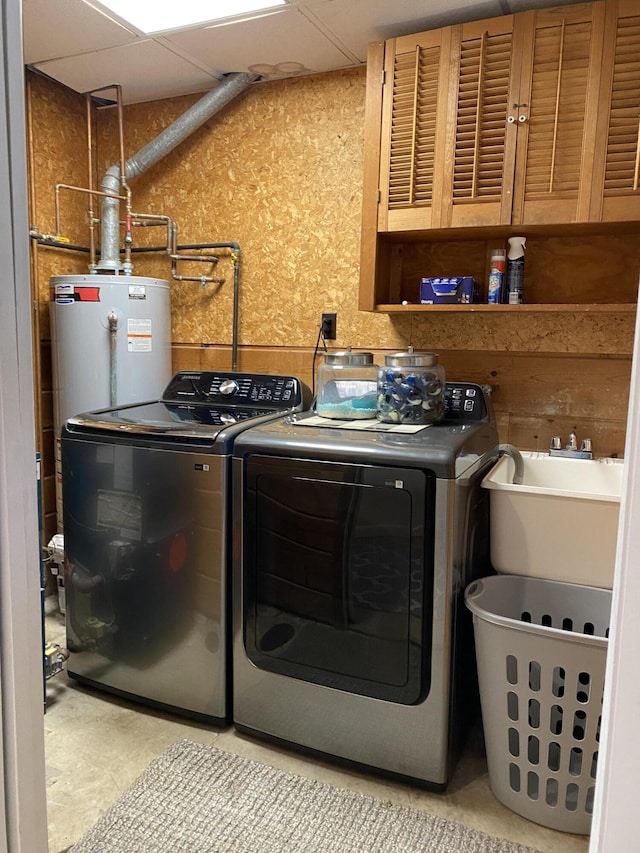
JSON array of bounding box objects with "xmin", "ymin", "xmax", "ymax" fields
[
  {"xmin": 590, "ymin": 285, "xmax": 640, "ymax": 852},
  {"xmin": 0, "ymin": 0, "xmax": 638, "ymax": 849},
  {"xmin": 0, "ymin": 0, "xmax": 49, "ymax": 849}
]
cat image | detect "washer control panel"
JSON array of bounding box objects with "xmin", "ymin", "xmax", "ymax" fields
[
  {"xmin": 443, "ymin": 382, "xmax": 490, "ymax": 421},
  {"xmin": 163, "ymin": 371, "xmax": 307, "ymax": 409}
]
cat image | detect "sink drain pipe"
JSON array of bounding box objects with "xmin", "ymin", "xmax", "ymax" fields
[{"xmin": 498, "ymin": 444, "xmax": 524, "ymax": 485}]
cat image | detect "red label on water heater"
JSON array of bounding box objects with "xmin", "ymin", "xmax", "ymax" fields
[{"xmin": 76, "ymin": 287, "xmax": 100, "ymax": 301}]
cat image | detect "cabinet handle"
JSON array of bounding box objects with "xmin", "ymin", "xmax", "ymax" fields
[{"xmin": 510, "ymin": 102, "xmax": 528, "ymax": 125}]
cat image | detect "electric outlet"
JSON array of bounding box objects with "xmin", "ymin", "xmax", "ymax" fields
[{"xmin": 321, "ymin": 312, "xmax": 337, "ymax": 340}]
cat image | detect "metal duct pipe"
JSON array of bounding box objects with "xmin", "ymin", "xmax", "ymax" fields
[{"xmin": 98, "ymin": 72, "xmax": 258, "ymax": 272}]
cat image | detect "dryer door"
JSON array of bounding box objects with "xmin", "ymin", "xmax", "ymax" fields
[{"xmin": 243, "ymin": 455, "xmax": 436, "ymax": 704}]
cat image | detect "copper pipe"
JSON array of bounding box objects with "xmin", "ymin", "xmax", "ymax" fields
[
  {"xmin": 129, "ymin": 212, "xmax": 226, "ymax": 283},
  {"xmin": 113, "ymin": 84, "xmax": 133, "ymax": 270},
  {"xmin": 83, "ymin": 84, "xmax": 132, "ymax": 267},
  {"xmin": 85, "ymin": 93, "xmax": 96, "ymax": 267},
  {"xmin": 84, "ymin": 84, "xmax": 128, "ymax": 193},
  {"xmin": 54, "ymin": 183, "xmax": 125, "ymax": 239}
]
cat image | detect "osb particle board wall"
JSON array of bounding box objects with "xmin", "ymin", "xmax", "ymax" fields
[
  {"xmin": 28, "ymin": 75, "xmax": 91, "ymax": 335},
  {"xmin": 93, "ymin": 69, "xmax": 373, "ymax": 350},
  {"xmin": 91, "ymin": 69, "xmax": 636, "ymax": 355},
  {"xmin": 28, "ymin": 68, "xmax": 634, "ymax": 536},
  {"xmin": 28, "ymin": 72, "xmax": 91, "ymax": 540}
]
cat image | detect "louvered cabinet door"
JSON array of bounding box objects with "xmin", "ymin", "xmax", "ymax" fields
[
  {"xmin": 378, "ymin": 28, "xmax": 453, "ymax": 231},
  {"xmin": 445, "ymin": 16, "xmax": 522, "ymax": 228},
  {"xmin": 511, "ymin": 2, "xmax": 607, "ymax": 225},
  {"xmin": 591, "ymin": 0, "xmax": 640, "ymax": 222}
]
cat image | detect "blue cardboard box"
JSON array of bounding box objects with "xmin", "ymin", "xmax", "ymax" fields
[{"xmin": 420, "ymin": 276, "xmax": 478, "ymax": 304}]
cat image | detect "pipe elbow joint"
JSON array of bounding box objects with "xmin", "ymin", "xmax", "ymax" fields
[{"xmin": 101, "ymin": 165, "xmax": 121, "ymax": 194}]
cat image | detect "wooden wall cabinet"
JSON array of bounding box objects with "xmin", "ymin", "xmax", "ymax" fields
[
  {"xmin": 593, "ymin": 0, "xmax": 640, "ymax": 223},
  {"xmin": 359, "ymin": 0, "xmax": 640, "ymax": 313}
]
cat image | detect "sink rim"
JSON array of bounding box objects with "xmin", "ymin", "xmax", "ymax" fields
[{"xmin": 482, "ymin": 450, "xmax": 623, "ymax": 502}]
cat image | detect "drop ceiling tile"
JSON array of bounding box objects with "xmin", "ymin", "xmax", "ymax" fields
[
  {"xmin": 303, "ymin": 0, "xmax": 505, "ymax": 62},
  {"xmin": 164, "ymin": 7, "xmax": 356, "ymax": 80},
  {"xmin": 31, "ymin": 40, "xmax": 219, "ymax": 104},
  {"xmin": 23, "ymin": 0, "xmax": 590, "ymax": 106},
  {"xmin": 23, "ymin": 0, "xmax": 136, "ymax": 64}
]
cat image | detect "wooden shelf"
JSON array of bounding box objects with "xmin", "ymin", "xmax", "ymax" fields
[{"xmin": 375, "ymin": 303, "xmax": 637, "ymax": 314}]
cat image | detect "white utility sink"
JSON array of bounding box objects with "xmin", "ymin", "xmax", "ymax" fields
[{"xmin": 482, "ymin": 451, "xmax": 623, "ymax": 588}]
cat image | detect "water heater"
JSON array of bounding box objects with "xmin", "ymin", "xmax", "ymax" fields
[{"xmin": 50, "ymin": 274, "xmax": 172, "ymax": 527}]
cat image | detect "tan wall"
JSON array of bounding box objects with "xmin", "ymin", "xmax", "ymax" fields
[{"xmin": 27, "ymin": 68, "xmax": 634, "ymax": 540}]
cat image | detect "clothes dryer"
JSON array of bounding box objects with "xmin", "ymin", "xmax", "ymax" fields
[
  {"xmin": 232, "ymin": 383, "xmax": 498, "ymax": 785},
  {"xmin": 61, "ymin": 370, "xmax": 310, "ymax": 724}
]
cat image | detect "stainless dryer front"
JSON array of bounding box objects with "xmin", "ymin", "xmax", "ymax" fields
[{"xmin": 232, "ymin": 383, "xmax": 498, "ymax": 787}]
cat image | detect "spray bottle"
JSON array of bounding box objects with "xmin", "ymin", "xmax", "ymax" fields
[
  {"xmin": 487, "ymin": 249, "xmax": 506, "ymax": 304},
  {"xmin": 506, "ymin": 237, "xmax": 526, "ymax": 304}
]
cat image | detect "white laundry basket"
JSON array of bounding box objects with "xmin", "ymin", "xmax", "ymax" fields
[{"xmin": 465, "ymin": 575, "xmax": 611, "ymax": 835}]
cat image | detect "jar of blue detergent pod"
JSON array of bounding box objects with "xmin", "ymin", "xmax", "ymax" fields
[
  {"xmin": 377, "ymin": 349, "xmax": 445, "ymax": 424},
  {"xmin": 316, "ymin": 349, "xmax": 379, "ymax": 419}
]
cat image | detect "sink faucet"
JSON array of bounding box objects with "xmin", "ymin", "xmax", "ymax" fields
[{"xmin": 549, "ymin": 434, "xmax": 593, "ymax": 459}]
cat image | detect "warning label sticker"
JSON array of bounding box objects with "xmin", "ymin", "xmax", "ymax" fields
[
  {"xmin": 127, "ymin": 318, "xmax": 152, "ymax": 352},
  {"xmin": 53, "ymin": 284, "xmax": 100, "ymax": 303}
]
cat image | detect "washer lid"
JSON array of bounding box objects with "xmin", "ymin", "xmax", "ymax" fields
[
  {"xmin": 64, "ymin": 401, "xmax": 282, "ymax": 445},
  {"xmin": 62, "ymin": 372, "xmax": 311, "ymax": 449}
]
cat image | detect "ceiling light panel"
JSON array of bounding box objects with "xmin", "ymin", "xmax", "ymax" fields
[{"xmin": 93, "ymin": 0, "xmax": 287, "ymax": 34}]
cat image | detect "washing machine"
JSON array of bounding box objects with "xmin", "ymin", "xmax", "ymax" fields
[
  {"xmin": 61, "ymin": 370, "xmax": 310, "ymax": 725},
  {"xmin": 232, "ymin": 382, "xmax": 498, "ymax": 787}
]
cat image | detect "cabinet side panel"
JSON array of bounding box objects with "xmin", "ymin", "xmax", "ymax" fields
[{"xmin": 359, "ymin": 41, "xmax": 385, "ymax": 312}]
